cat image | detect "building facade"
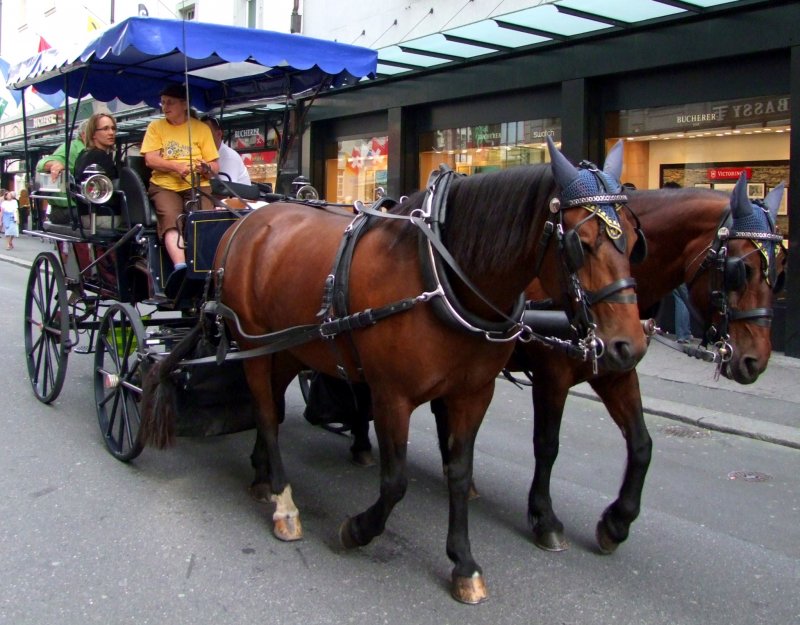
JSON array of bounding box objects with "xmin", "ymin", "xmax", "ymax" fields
[
  {"xmin": 1, "ymin": 1, "xmax": 798, "ymax": 355},
  {"xmin": 300, "ymin": 0, "xmax": 799, "ymax": 356}
]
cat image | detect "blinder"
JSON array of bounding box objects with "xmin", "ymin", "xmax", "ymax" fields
[
  {"xmin": 630, "ymin": 227, "xmax": 648, "ymax": 264},
  {"xmin": 723, "ymin": 256, "xmax": 746, "ymax": 291},
  {"xmin": 562, "ymin": 228, "xmax": 585, "ymax": 273}
]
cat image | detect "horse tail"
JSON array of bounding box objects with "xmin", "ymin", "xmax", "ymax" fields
[{"xmin": 139, "ymin": 320, "xmax": 204, "ymax": 449}]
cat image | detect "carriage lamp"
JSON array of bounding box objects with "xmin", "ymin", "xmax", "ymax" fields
[
  {"xmin": 80, "ymin": 165, "xmax": 115, "ymax": 204},
  {"xmin": 291, "ymin": 175, "xmax": 319, "ymax": 200}
]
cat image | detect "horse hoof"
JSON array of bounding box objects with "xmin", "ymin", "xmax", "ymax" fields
[
  {"xmin": 249, "ymin": 483, "xmax": 271, "ymax": 503},
  {"xmin": 273, "ymin": 515, "xmax": 303, "ymax": 542},
  {"xmin": 338, "ymin": 518, "xmax": 360, "ymax": 550},
  {"xmin": 451, "ymin": 572, "xmax": 488, "ymax": 604},
  {"xmin": 468, "ymin": 481, "xmax": 480, "ymax": 500},
  {"xmin": 533, "ymin": 529, "xmax": 569, "ymax": 552},
  {"xmin": 596, "ymin": 521, "xmax": 620, "ymax": 555},
  {"xmin": 351, "ymin": 450, "xmax": 376, "ymax": 467}
]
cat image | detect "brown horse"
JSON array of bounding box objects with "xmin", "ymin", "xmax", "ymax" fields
[
  {"xmin": 519, "ymin": 172, "xmax": 784, "ymax": 554},
  {"xmin": 313, "ymin": 172, "xmax": 783, "ymax": 556},
  {"xmin": 140, "ymin": 138, "xmax": 647, "ymax": 603}
]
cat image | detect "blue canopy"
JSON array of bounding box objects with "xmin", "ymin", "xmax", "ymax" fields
[{"xmin": 6, "ymin": 17, "xmax": 378, "ymax": 110}]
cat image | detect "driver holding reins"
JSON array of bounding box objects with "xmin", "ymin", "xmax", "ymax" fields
[{"xmin": 141, "ymin": 82, "xmax": 219, "ymax": 295}]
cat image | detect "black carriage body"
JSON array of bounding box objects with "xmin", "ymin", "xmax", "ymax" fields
[{"xmin": 183, "ymin": 208, "xmax": 249, "ymax": 278}]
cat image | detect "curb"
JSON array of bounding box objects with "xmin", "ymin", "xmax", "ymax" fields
[
  {"xmin": 569, "ymin": 389, "xmax": 800, "ymax": 451},
  {"xmin": 0, "ymin": 252, "xmax": 34, "ymax": 269}
]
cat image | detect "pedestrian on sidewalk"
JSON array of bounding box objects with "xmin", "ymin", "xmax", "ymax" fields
[{"xmin": 1, "ymin": 191, "xmax": 20, "ymax": 249}]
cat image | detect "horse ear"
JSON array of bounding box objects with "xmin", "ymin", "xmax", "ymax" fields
[
  {"xmin": 763, "ymin": 182, "xmax": 785, "ymax": 222},
  {"xmin": 547, "ymin": 136, "xmax": 578, "ymax": 188},
  {"xmin": 730, "ymin": 172, "xmax": 753, "ymax": 219},
  {"xmin": 603, "ymin": 140, "xmax": 624, "ymax": 183}
]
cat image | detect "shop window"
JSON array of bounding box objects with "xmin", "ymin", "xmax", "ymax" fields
[
  {"xmin": 418, "ymin": 119, "xmax": 560, "ymax": 189},
  {"xmin": 326, "ymin": 136, "xmax": 388, "ymax": 204},
  {"xmin": 228, "ymin": 123, "xmax": 280, "ymax": 189}
]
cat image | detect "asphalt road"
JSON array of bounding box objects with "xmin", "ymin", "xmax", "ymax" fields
[{"xmin": 1, "ymin": 259, "xmax": 799, "ymax": 625}]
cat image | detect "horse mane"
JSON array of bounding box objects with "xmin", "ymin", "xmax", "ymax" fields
[{"xmin": 380, "ymin": 164, "xmax": 556, "ymax": 275}]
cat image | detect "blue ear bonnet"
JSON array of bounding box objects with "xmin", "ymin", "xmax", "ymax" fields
[
  {"xmin": 560, "ymin": 162, "xmax": 627, "ymax": 247},
  {"xmin": 560, "ymin": 166, "xmax": 623, "ymax": 205},
  {"xmin": 734, "ymin": 200, "xmax": 779, "ymax": 268}
]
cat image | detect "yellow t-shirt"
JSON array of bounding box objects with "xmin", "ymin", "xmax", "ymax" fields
[{"xmin": 140, "ymin": 118, "xmax": 219, "ymax": 192}]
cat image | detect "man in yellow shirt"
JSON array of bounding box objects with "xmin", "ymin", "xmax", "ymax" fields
[{"xmin": 140, "ymin": 83, "xmax": 219, "ymax": 293}]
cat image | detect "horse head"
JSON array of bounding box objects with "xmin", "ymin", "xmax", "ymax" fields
[
  {"xmin": 690, "ymin": 172, "xmax": 783, "ymax": 383},
  {"xmin": 536, "ymin": 137, "xmax": 648, "ymax": 372}
]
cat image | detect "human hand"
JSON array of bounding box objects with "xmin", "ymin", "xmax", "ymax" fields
[
  {"xmin": 49, "ymin": 163, "xmax": 65, "ymax": 182},
  {"xmin": 176, "ymin": 162, "xmax": 193, "ymax": 179},
  {"xmin": 195, "ymin": 161, "xmax": 213, "ymax": 178}
]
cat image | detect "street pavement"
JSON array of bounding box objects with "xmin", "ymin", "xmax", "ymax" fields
[{"xmin": 5, "ymin": 229, "xmax": 799, "ymax": 449}]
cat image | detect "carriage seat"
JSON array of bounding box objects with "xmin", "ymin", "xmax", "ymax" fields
[
  {"xmin": 210, "ymin": 176, "xmax": 261, "ymax": 201},
  {"xmin": 118, "ymin": 165, "xmax": 156, "ymax": 228}
]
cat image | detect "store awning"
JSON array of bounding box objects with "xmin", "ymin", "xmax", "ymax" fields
[{"xmin": 374, "ymin": 0, "xmax": 760, "ymax": 77}]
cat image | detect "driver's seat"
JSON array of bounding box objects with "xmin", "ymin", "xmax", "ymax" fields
[{"xmin": 118, "ymin": 165, "xmax": 155, "ymax": 228}]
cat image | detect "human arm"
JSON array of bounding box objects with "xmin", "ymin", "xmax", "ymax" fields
[{"xmin": 37, "ymin": 139, "xmax": 85, "ymax": 181}]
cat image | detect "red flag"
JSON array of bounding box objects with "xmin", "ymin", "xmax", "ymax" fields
[{"xmin": 31, "ymin": 35, "xmax": 65, "ymax": 109}]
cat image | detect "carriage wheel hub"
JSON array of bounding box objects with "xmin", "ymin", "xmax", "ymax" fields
[{"xmin": 102, "ymin": 372, "xmax": 120, "ymax": 389}]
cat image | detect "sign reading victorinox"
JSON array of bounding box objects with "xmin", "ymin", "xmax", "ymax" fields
[{"xmin": 707, "ymin": 167, "xmax": 752, "ymax": 180}]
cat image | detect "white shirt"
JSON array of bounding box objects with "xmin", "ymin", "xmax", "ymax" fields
[{"xmin": 217, "ymin": 142, "xmax": 251, "ymax": 185}]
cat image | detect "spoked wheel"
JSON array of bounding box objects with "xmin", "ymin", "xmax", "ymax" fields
[
  {"xmin": 94, "ymin": 303, "xmax": 146, "ymax": 462},
  {"xmin": 24, "ymin": 252, "xmax": 71, "ymax": 403}
]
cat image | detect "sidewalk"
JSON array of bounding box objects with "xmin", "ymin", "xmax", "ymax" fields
[{"xmin": 4, "ymin": 231, "xmax": 799, "ymax": 449}]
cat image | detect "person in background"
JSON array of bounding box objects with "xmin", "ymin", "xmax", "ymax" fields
[
  {"xmin": 201, "ymin": 115, "xmax": 250, "ymax": 185},
  {"xmin": 37, "ymin": 119, "xmax": 89, "ymax": 182},
  {"xmin": 36, "ymin": 119, "xmax": 89, "ymax": 225},
  {"xmin": 17, "ymin": 187, "xmax": 30, "ymax": 231},
  {"xmin": 1, "ymin": 191, "xmax": 20, "ymax": 250},
  {"xmin": 662, "ymin": 180, "xmax": 693, "ymax": 343},
  {"xmin": 140, "ymin": 83, "xmax": 219, "ymax": 294}
]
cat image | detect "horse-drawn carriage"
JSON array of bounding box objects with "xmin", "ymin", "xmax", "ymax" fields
[
  {"xmin": 11, "ymin": 15, "xmax": 781, "ymax": 604},
  {"xmin": 8, "ymin": 17, "xmax": 378, "ymax": 457}
]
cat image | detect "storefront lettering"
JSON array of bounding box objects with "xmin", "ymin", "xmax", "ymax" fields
[
  {"xmin": 676, "ymin": 113, "xmax": 717, "ymax": 124},
  {"xmin": 234, "ymin": 128, "xmax": 261, "ymax": 138},
  {"xmin": 730, "ymin": 97, "xmax": 789, "ymax": 120},
  {"xmin": 707, "ymin": 167, "xmax": 751, "ymax": 180},
  {"xmin": 32, "ymin": 114, "xmax": 59, "ymax": 128}
]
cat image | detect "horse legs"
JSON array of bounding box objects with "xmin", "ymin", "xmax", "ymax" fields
[
  {"xmin": 589, "ymin": 370, "xmax": 652, "ymax": 554},
  {"xmin": 432, "ymin": 398, "xmax": 479, "ymax": 499},
  {"xmin": 527, "ymin": 378, "xmax": 570, "ymax": 551},
  {"xmin": 440, "ymin": 388, "xmax": 494, "ymax": 604},
  {"xmin": 338, "ymin": 392, "xmax": 412, "ymax": 548},
  {"xmin": 245, "ymin": 356, "xmax": 303, "ymax": 542}
]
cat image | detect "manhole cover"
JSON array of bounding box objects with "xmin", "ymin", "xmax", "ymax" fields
[
  {"xmin": 661, "ymin": 424, "xmax": 711, "ymax": 438},
  {"xmin": 727, "ymin": 471, "xmax": 772, "ymax": 482}
]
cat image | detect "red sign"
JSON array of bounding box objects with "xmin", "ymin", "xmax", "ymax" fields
[{"xmin": 707, "ymin": 167, "xmax": 751, "ymax": 180}]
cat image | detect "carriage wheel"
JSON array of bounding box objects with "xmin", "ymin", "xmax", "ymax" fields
[
  {"xmin": 94, "ymin": 303, "xmax": 146, "ymax": 462},
  {"xmin": 24, "ymin": 252, "xmax": 70, "ymax": 403}
]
